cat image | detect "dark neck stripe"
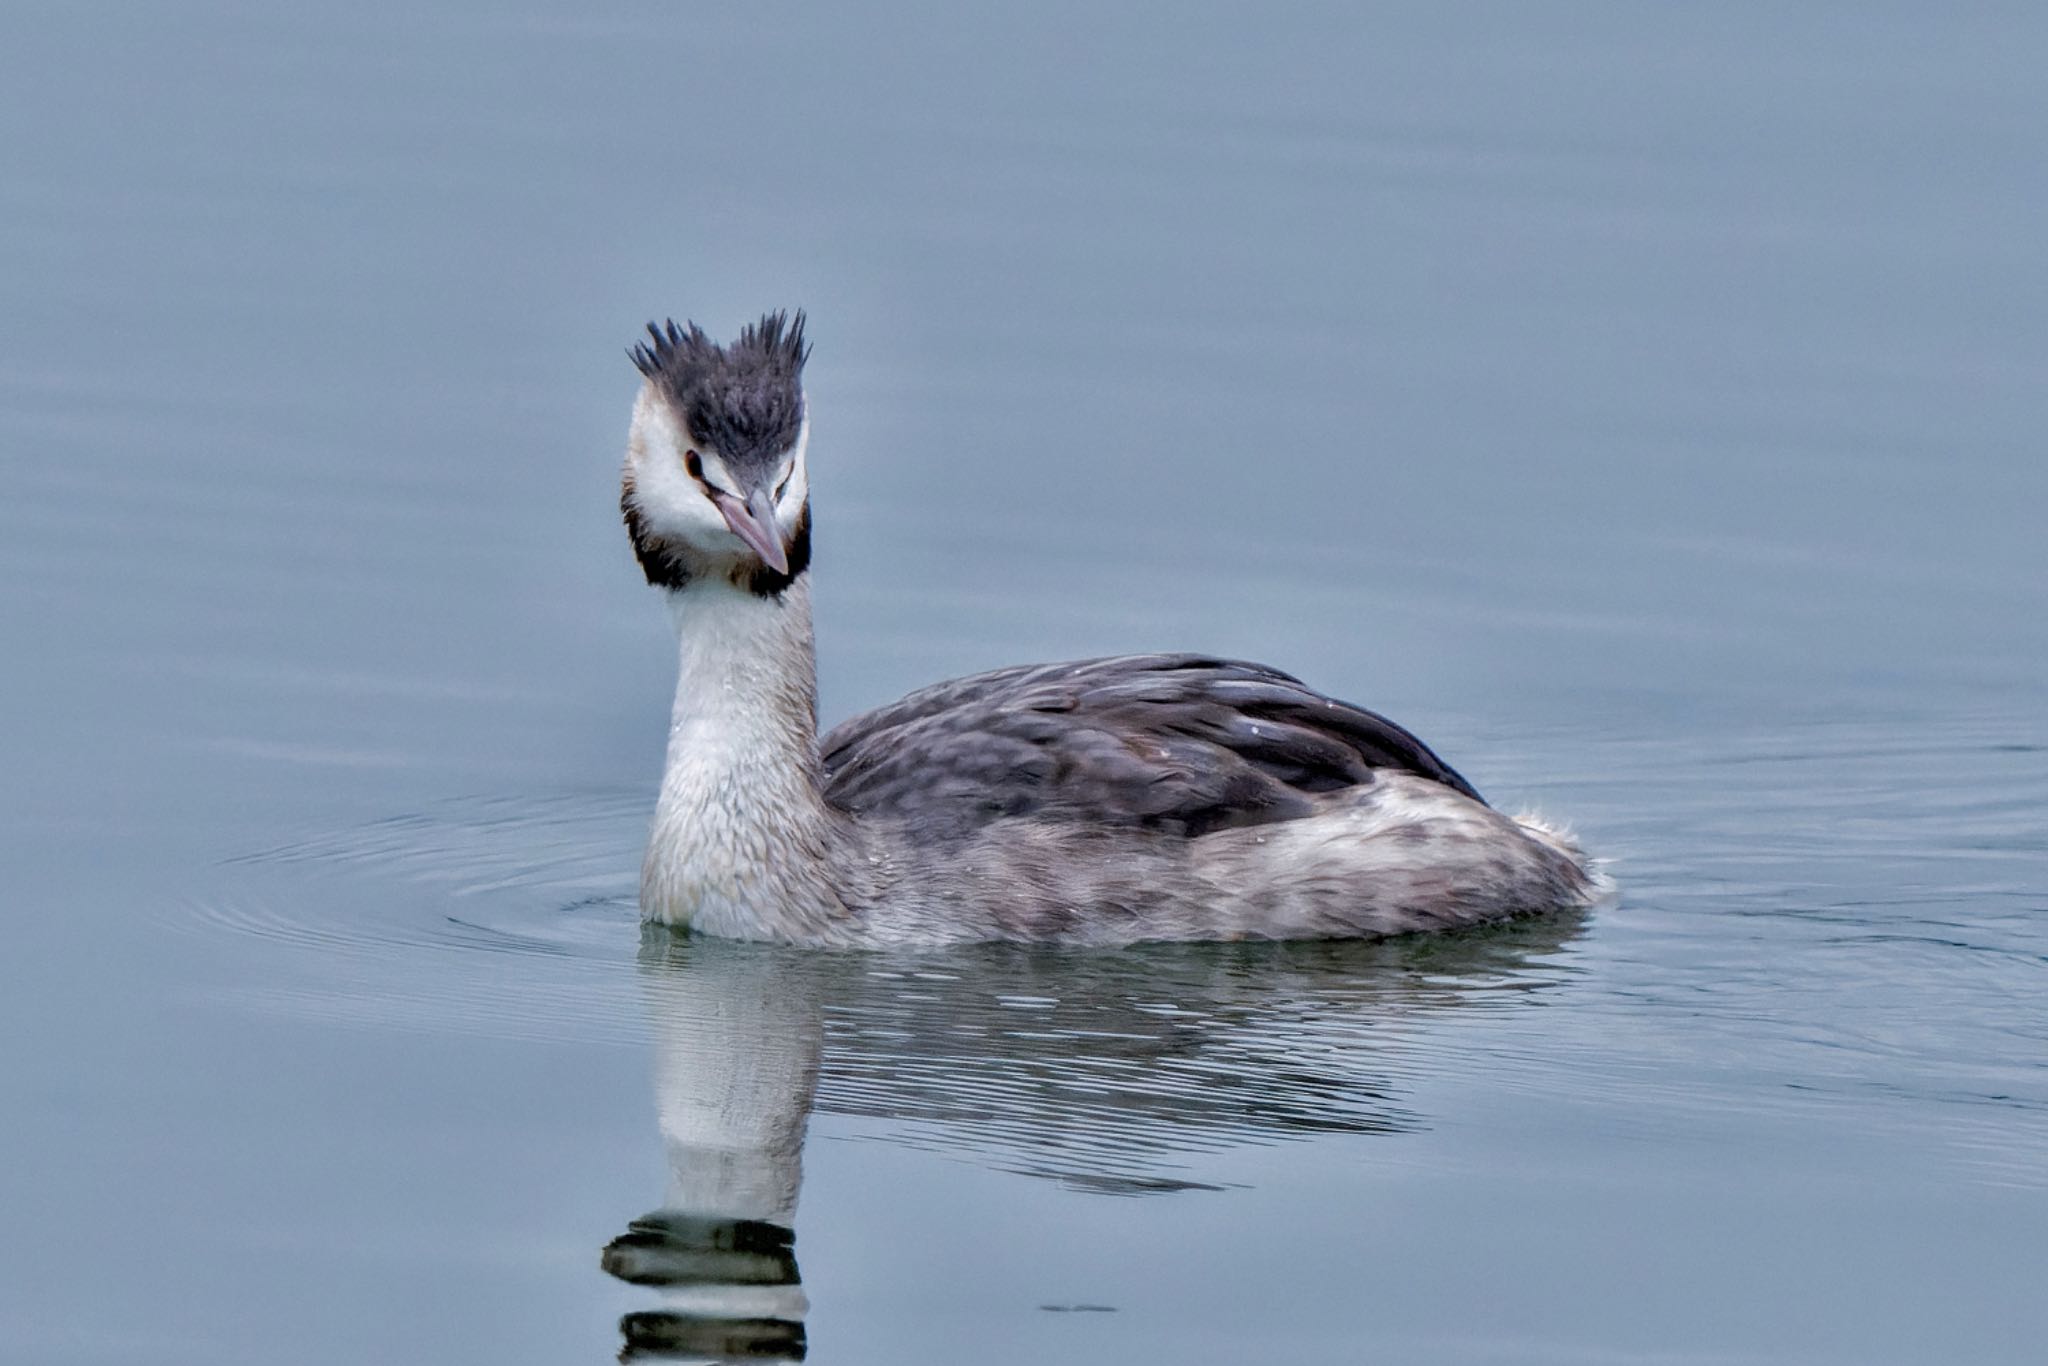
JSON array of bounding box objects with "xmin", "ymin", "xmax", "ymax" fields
[
  {"xmin": 621, "ymin": 479, "xmax": 693, "ymax": 591},
  {"xmin": 742, "ymin": 504, "xmax": 812, "ymax": 597},
  {"xmin": 621, "ymin": 487, "xmax": 813, "ymax": 600}
]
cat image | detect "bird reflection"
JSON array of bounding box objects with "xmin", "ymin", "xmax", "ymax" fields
[{"xmin": 603, "ymin": 913, "xmax": 1584, "ymax": 1361}]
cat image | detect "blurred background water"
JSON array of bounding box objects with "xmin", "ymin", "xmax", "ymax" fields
[{"xmin": 3, "ymin": 3, "xmax": 2044, "ymax": 1362}]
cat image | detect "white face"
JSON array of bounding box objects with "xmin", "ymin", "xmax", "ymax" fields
[{"xmin": 624, "ymin": 385, "xmax": 810, "ymax": 562}]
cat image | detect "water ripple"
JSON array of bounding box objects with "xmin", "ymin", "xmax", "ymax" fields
[{"xmin": 161, "ymin": 708, "xmax": 2048, "ymax": 1191}]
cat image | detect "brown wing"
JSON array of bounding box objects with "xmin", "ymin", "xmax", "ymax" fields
[{"xmin": 819, "ymin": 653, "xmax": 1482, "ymax": 841}]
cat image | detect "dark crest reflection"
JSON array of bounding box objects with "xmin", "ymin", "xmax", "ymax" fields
[{"xmin": 603, "ymin": 915, "xmax": 1584, "ymax": 1361}]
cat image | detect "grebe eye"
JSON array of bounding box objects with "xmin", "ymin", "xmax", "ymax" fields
[
  {"xmin": 774, "ymin": 470, "xmax": 792, "ymax": 500},
  {"xmin": 684, "ymin": 449, "xmax": 705, "ymax": 482}
]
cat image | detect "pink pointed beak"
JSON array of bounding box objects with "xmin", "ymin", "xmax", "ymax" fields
[{"xmin": 713, "ymin": 485, "xmax": 789, "ymax": 576}]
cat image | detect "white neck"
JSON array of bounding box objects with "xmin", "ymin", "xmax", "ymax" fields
[{"xmin": 641, "ymin": 575, "xmax": 846, "ymax": 939}]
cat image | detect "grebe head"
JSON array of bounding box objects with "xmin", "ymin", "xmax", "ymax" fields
[{"xmin": 623, "ymin": 311, "xmax": 812, "ymax": 593}]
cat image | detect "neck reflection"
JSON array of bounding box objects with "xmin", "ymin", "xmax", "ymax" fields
[{"xmin": 606, "ymin": 936, "xmax": 825, "ymax": 1362}]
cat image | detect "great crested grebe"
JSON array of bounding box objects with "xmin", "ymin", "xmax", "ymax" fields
[{"xmin": 620, "ymin": 311, "xmax": 1604, "ymax": 947}]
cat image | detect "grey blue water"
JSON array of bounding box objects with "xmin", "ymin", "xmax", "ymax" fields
[{"xmin": 4, "ymin": 4, "xmax": 2044, "ymax": 1362}]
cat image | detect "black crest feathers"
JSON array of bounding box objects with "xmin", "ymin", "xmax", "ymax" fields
[{"xmin": 629, "ymin": 311, "xmax": 810, "ymax": 474}]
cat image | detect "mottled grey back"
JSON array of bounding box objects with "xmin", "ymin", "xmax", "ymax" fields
[{"xmin": 819, "ymin": 653, "xmax": 1483, "ymax": 841}]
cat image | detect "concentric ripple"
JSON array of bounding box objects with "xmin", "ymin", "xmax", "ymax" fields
[{"xmin": 162, "ymin": 710, "xmax": 2048, "ymax": 1191}]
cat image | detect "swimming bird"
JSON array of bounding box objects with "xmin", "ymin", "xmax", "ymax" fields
[{"xmin": 620, "ymin": 311, "xmax": 1603, "ymax": 947}]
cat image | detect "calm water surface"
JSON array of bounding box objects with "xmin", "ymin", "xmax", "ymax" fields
[{"xmin": 4, "ymin": 4, "xmax": 2045, "ymax": 1362}]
